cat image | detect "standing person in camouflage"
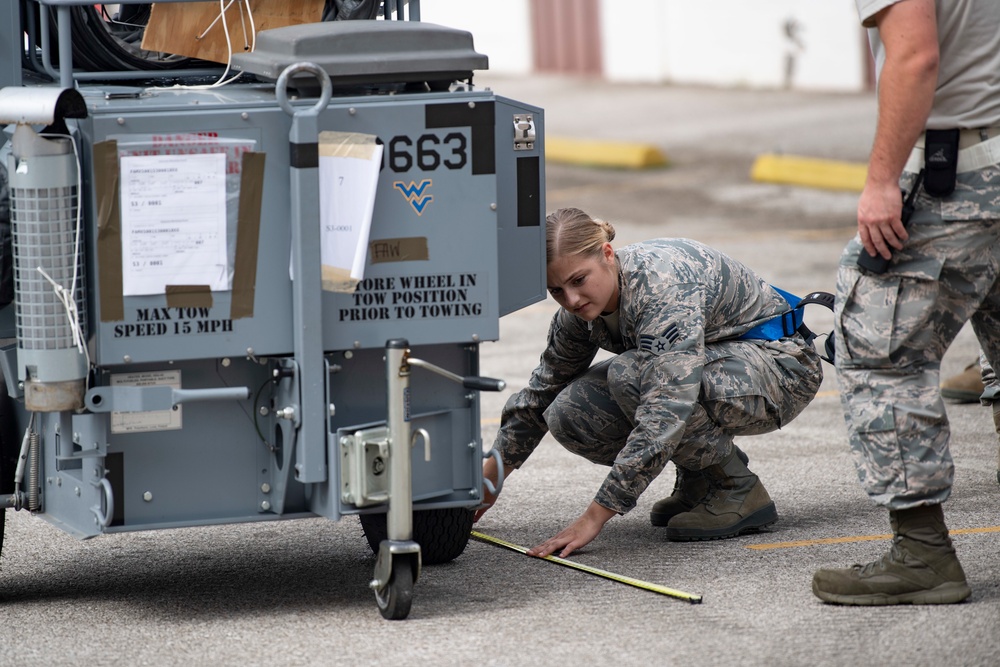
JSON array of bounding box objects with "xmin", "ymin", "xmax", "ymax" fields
[
  {"xmin": 980, "ymin": 355, "xmax": 1000, "ymax": 486},
  {"xmin": 812, "ymin": 0, "xmax": 1000, "ymax": 605},
  {"xmin": 474, "ymin": 207, "xmax": 823, "ymax": 558}
]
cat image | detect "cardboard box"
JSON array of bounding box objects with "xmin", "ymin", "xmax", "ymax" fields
[{"xmin": 142, "ymin": 1, "xmax": 326, "ymax": 65}]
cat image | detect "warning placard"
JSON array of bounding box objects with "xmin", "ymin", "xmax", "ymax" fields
[
  {"xmin": 337, "ymin": 272, "xmax": 484, "ymax": 322},
  {"xmin": 110, "ymin": 370, "xmax": 183, "ymax": 434}
]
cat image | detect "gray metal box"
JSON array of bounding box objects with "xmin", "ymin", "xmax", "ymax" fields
[{"xmin": 77, "ymin": 86, "xmax": 544, "ymax": 364}]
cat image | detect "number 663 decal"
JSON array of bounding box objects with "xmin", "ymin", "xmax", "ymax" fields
[{"xmin": 382, "ymin": 132, "xmax": 467, "ymax": 173}]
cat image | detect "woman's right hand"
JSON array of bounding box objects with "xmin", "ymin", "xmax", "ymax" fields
[{"xmin": 473, "ymin": 454, "xmax": 510, "ymax": 522}]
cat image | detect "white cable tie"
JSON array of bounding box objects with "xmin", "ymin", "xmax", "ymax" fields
[{"xmin": 36, "ymin": 266, "xmax": 86, "ymax": 355}]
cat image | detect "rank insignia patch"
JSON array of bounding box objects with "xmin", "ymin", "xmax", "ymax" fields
[{"xmin": 639, "ymin": 324, "xmax": 680, "ymax": 355}]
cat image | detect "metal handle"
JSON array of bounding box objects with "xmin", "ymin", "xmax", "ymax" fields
[
  {"xmin": 275, "ymin": 62, "xmax": 332, "ymax": 117},
  {"xmin": 483, "ymin": 447, "xmax": 504, "ymax": 496},
  {"xmin": 91, "ymin": 477, "xmax": 114, "ymax": 529},
  {"xmin": 85, "ymin": 385, "xmax": 249, "ymax": 413},
  {"xmin": 411, "ymin": 428, "xmax": 431, "ymax": 462},
  {"xmin": 407, "ymin": 357, "xmax": 506, "ymax": 392},
  {"xmin": 462, "ymin": 376, "xmax": 506, "ymax": 392}
]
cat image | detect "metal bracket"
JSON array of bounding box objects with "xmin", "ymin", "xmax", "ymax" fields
[
  {"xmin": 513, "ymin": 113, "xmax": 535, "ymax": 151},
  {"xmin": 370, "ymin": 539, "xmax": 422, "ymax": 591},
  {"xmin": 340, "ymin": 426, "xmax": 390, "ymax": 507}
]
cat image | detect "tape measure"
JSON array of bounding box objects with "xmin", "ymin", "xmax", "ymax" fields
[{"xmin": 470, "ymin": 531, "xmax": 703, "ymax": 604}]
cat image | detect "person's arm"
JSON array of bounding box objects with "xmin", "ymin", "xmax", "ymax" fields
[
  {"xmin": 491, "ymin": 309, "xmax": 599, "ymax": 471},
  {"xmin": 859, "ymin": 0, "xmax": 939, "ymax": 260},
  {"xmin": 475, "ymin": 309, "xmax": 598, "ymax": 522},
  {"xmin": 528, "ymin": 284, "xmax": 706, "ymax": 558}
]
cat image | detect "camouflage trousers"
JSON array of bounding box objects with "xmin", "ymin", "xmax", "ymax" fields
[
  {"xmin": 542, "ymin": 338, "xmax": 822, "ymax": 489},
  {"xmin": 979, "ymin": 350, "xmax": 999, "ymax": 403},
  {"xmin": 835, "ymin": 169, "xmax": 1000, "ymax": 508}
]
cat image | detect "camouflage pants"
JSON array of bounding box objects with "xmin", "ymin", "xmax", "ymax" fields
[
  {"xmin": 835, "ymin": 168, "xmax": 1000, "ymax": 508},
  {"xmin": 543, "ymin": 338, "xmax": 821, "ymax": 486},
  {"xmin": 979, "ymin": 350, "xmax": 999, "ymax": 403}
]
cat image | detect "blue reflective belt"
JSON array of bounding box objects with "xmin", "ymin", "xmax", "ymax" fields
[{"xmin": 739, "ymin": 286, "xmax": 804, "ymax": 341}]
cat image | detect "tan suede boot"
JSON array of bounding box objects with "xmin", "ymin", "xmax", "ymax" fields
[
  {"xmin": 664, "ymin": 448, "xmax": 778, "ymax": 541},
  {"xmin": 650, "ymin": 466, "xmax": 709, "ymax": 527},
  {"xmin": 812, "ymin": 504, "xmax": 971, "ymax": 605},
  {"xmin": 941, "ymin": 361, "xmax": 984, "ymax": 403},
  {"xmin": 650, "ymin": 447, "xmax": 749, "ymax": 526}
]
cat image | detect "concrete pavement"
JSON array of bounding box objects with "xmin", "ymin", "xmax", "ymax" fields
[{"xmin": 1, "ymin": 74, "xmax": 997, "ymax": 666}]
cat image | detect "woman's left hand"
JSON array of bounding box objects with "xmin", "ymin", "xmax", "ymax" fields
[{"xmin": 526, "ymin": 502, "xmax": 617, "ymax": 558}]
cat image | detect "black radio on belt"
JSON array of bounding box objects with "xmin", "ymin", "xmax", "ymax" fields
[{"xmin": 923, "ymin": 128, "xmax": 960, "ymax": 197}]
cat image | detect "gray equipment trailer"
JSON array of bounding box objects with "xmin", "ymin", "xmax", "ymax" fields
[{"xmin": 0, "ymin": 0, "xmax": 545, "ymax": 619}]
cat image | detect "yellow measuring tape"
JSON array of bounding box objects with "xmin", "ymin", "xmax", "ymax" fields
[{"xmin": 470, "ymin": 531, "xmax": 703, "ymax": 604}]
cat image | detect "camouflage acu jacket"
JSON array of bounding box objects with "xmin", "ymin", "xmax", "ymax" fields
[{"xmin": 493, "ymin": 238, "xmax": 796, "ymax": 513}]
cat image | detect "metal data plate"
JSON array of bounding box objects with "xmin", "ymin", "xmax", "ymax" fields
[{"xmin": 340, "ymin": 426, "xmax": 389, "ymax": 507}]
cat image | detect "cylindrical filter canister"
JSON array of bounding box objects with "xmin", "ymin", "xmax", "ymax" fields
[{"xmin": 8, "ymin": 125, "xmax": 87, "ymax": 411}]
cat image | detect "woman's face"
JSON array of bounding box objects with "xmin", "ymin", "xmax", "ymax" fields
[{"xmin": 546, "ymin": 243, "xmax": 619, "ymax": 321}]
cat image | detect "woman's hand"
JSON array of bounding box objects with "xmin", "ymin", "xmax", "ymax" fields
[
  {"xmin": 526, "ymin": 502, "xmax": 617, "ymax": 558},
  {"xmin": 473, "ymin": 455, "xmax": 509, "ymax": 522}
]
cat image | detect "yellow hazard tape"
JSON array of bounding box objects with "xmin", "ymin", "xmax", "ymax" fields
[{"xmin": 470, "ymin": 530, "xmax": 703, "ymax": 604}]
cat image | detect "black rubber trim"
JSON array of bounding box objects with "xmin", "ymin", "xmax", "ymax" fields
[
  {"xmin": 290, "ymin": 142, "xmax": 319, "ymax": 169},
  {"xmin": 425, "ymin": 102, "xmax": 496, "ymax": 175},
  {"xmin": 516, "ymin": 156, "xmax": 540, "ymax": 227}
]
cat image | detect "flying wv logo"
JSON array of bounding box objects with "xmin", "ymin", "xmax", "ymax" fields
[{"xmin": 394, "ymin": 180, "xmax": 434, "ymax": 216}]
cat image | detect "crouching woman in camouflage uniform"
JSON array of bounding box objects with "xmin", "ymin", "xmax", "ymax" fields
[{"xmin": 475, "ymin": 207, "xmax": 823, "ymax": 558}]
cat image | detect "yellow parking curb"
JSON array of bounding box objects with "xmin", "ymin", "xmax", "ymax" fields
[
  {"xmin": 546, "ymin": 137, "xmax": 668, "ymax": 169},
  {"xmin": 750, "ymin": 153, "xmax": 868, "ymax": 192}
]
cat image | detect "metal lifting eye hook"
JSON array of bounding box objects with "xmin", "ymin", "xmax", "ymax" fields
[{"xmin": 275, "ymin": 62, "xmax": 332, "ymax": 118}]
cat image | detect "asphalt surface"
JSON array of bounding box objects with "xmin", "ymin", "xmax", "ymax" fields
[{"xmin": 2, "ymin": 74, "xmax": 999, "ymax": 666}]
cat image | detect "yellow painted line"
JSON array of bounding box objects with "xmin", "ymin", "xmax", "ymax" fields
[
  {"xmin": 471, "ymin": 530, "xmax": 702, "ymax": 603},
  {"xmin": 546, "ymin": 136, "xmax": 668, "ymax": 170},
  {"xmin": 750, "ymin": 153, "xmax": 867, "ymax": 192},
  {"xmin": 747, "ymin": 525, "xmax": 1000, "ymax": 551}
]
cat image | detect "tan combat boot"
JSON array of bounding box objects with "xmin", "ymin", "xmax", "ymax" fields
[
  {"xmin": 940, "ymin": 361, "xmax": 984, "ymax": 403},
  {"xmin": 812, "ymin": 504, "xmax": 971, "ymax": 605},
  {"xmin": 649, "ymin": 466, "xmax": 708, "ymax": 527},
  {"xmin": 650, "ymin": 447, "xmax": 749, "ymax": 526},
  {"xmin": 664, "ymin": 448, "xmax": 778, "ymax": 541}
]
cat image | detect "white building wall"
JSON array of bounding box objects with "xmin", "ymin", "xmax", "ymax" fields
[
  {"xmin": 418, "ymin": 1, "xmax": 534, "ymax": 75},
  {"xmin": 419, "ymin": 0, "xmax": 868, "ymax": 91},
  {"xmin": 605, "ymin": 0, "xmax": 867, "ymax": 91},
  {"xmin": 599, "ymin": 0, "xmax": 668, "ymax": 83}
]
